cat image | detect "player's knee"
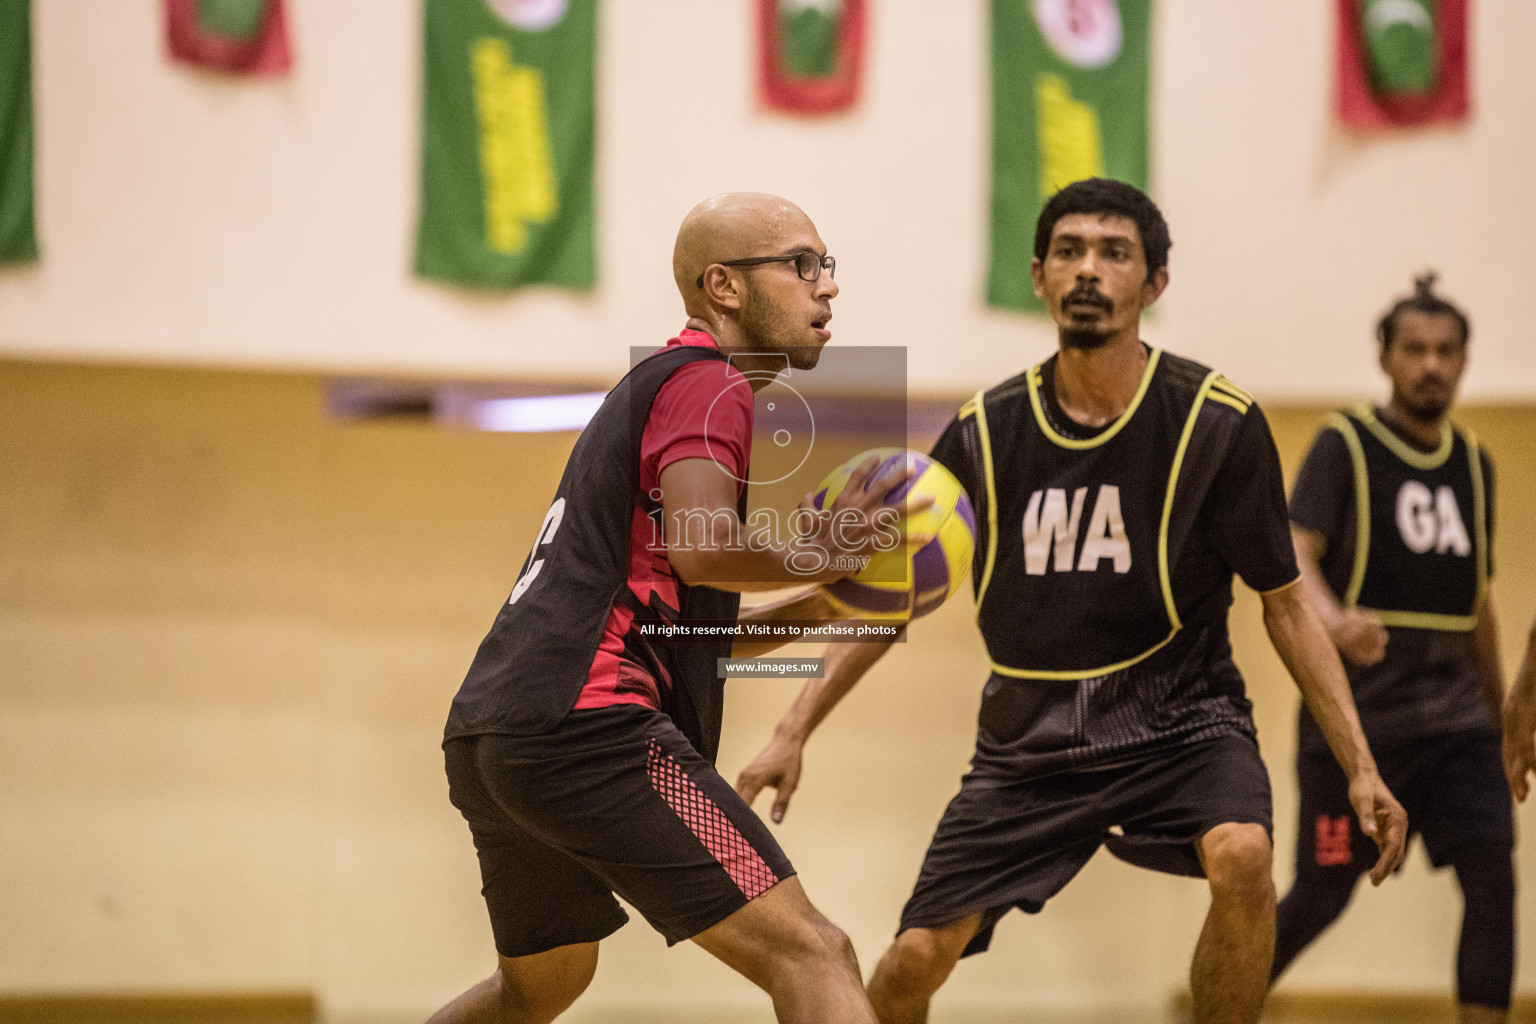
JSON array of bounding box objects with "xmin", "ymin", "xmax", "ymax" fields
[
  {"xmin": 815, "ymin": 918, "xmax": 860, "ymax": 972},
  {"xmin": 495, "ymin": 956, "xmax": 595, "ymax": 1023},
  {"xmin": 792, "ymin": 914, "xmax": 866, "ymax": 976},
  {"xmin": 884, "ymin": 928, "xmax": 963, "ymax": 994},
  {"xmin": 1204, "ymin": 824, "xmax": 1275, "ymax": 907},
  {"xmin": 770, "ymin": 909, "xmax": 859, "ymax": 975}
]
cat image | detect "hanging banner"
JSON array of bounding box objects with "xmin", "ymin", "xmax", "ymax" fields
[
  {"xmin": 988, "ymin": 0, "xmax": 1150, "ymax": 313},
  {"xmin": 166, "ymin": 0, "xmax": 292, "ymax": 75},
  {"xmin": 0, "ymin": 0, "xmax": 37, "ymax": 265},
  {"xmin": 415, "ymin": 0, "xmax": 596, "ymax": 291},
  {"xmin": 1338, "ymin": 0, "xmax": 1469, "ymax": 129},
  {"xmin": 758, "ymin": 0, "xmax": 866, "ymax": 114}
]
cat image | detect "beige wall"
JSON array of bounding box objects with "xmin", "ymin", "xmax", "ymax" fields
[
  {"xmin": 4, "ymin": 359, "xmax": 1536, "ymax": 1021},
  {"xmin": 0, "ymin": 2, "xmax": 1534, "ymax": 398}
]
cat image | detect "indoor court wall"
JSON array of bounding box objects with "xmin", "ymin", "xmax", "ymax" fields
[
  {"xmin": 2, "ymin": 360, "xmax": 1534, "ymax": 1021},
  {"xmin": 0, "ymin": 3, "xmax": 1532, "ymax": 398}
]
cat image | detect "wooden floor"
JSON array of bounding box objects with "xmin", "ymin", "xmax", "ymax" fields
[
  {"xmin": 2, "ymin": 993, "xmax": 1533, "ymax": 1024},
  {"xmin": 0, "ymin": 994, "xmax": 314, "ymax": 1024}
]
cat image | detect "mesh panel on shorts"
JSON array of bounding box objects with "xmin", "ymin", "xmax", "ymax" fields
[{"xmin": 646, "ymin": 739, "xmax": 778, "ymax": 899}]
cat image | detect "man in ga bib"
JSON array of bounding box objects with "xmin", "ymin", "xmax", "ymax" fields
[
  {"xmin": 737, "ymin": 178, "xmax": 1408, "ymax": 1024},
  {"xmin": 1272, "ymin": 276, "xmax": 1513, "ymax": 1023}
]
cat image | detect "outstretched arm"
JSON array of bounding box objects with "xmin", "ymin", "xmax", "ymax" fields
[
  {"xmin": 1262, "ymin": 582, "xmax": 1407, "ymax": 884},
  {"xmin": 735, "ymin": 637, "xmax": 899, "ymax": 822},
  {"xmin": 730, "ymin": 587, "xmax": 843, "ymax": 658}
]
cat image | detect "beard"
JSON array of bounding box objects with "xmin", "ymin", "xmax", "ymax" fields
[
  {"xmin": 1400, "ymin": 390, "xmax": 1452, "ymax": 422},
  {"xmin": 1060, "ymin": 326, "xmax": 1112, "ymax": 351},
  {"xmin": 739, "ymin": 281, "xmax": 823, "ymax": 370},
  {"xmin": 1058, "ymin": 285, "xmax": 1114, "ymax": 350}
]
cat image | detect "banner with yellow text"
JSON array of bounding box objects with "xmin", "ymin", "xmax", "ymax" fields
[
  {"xmin": 989, "ymin": 0, "xmax": 1150, "ymax": 312},
  {"xmin": 415, "ymin": 0, "xmax": 596, "ymax": 291}
]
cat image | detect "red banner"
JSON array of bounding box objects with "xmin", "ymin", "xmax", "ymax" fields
[
  {"xmin": 166, "ymin": 0, "xmax": 291, "ymax": 75},
  {"xmin": 758, "ymin": 0, "xmax": 866, "ymax": 115},
  {"xmin": 1338, "ymin": 0, "xmax": 1469, "ymax": 129}
]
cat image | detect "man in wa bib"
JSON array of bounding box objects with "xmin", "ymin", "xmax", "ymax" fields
[
  {"xmin": 737, "ymin": 178, "xmax": 1407, "ymax": 1024},
  {"xmin": 1272, "ymin": 276, "xmax": 1514, "ymax": 1023}
]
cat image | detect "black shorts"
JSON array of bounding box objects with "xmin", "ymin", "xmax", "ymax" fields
[
  {"xmin": 1293, "ymin": 727, "xmax": 1513, "ymax": 880},
  {"xmin": 899, "ymin": 731, "xmax": 1272, "ymax": 957},
  {"xmin": 444, "ymin": 706, "xmax": 795, "ymax": 957}
]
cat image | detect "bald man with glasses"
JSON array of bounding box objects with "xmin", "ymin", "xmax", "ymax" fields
[{"xmin": 430, "ymin": 193, "xmax": 895, "ymax": 1024}]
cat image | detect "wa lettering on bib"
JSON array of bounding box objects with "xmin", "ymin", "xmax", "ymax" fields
[
  {"xmin": 1327, "ymin": 406, "xmax": 1488, "ymax": 631},
  {"xmin": 962, "ymin": 349, "xmax": 1250, "ymax": 679}
]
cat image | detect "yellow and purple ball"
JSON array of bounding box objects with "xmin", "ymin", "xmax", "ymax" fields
[{"xmin": 811, "ymin": 447, "xmax": 976, "ymax": 620}]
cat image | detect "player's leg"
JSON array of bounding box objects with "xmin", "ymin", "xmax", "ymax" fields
[
  {"xmin": 1449, "ymin": 845, "xmax": 1514, "ymax": 1023},
  {"xmin": 691, "ymin": 876, "xmax": 876, "ymax": 1024},
  {"xmin": 1105, "ymin": 734, "xmax": 1276, "ymax": 1024},
  {"xmin": 482, "ymin": 707, "xmax": 875, "ymax": 1023},
  {"xmin": 426, "ymin": 945, "xmax": 598, "ymax": 1024},
  {"xmin": 1271, "ymin": 872, "xmax": 1360, "ymax": 982},
  {"xmin": 865, "ymin": 754, "xmax": 1106, "ymax": 1024},
  {"xmin": 865, "ymin": 914, "xmax": 982, "ymax": 1024},
  {"xmin": 434, "ymin": 737, "xmax": 629, "ymax": 1024},
  {"xmin": 1420, "ymin": 732, "xmax": 1517, "ymax": 1022},
  {"xmin": 1271, "ymin": 742, "xmax": 1372, "ymax": 982},
  {"xmin": 627, "ymin": 721, "xmax": 874, "ymax": 1022},
  {"xmin": 1190, "ymin": 822, "xmax": 1275, "ymax": 1024}
]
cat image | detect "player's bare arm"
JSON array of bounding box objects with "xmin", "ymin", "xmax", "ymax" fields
[
  {"xmin": 1501, "ymin": 614, "xmax": 1536, "ymax": 801},
  {"xmin": 1291, "ymin": 524, "xmax": 1387, "ymax": 666},
  {"xmin": 736, "ymin": 637, "xmax": 899, "ymax": 822},
  {"xmin": 661, "ymin": 455, "xmax": 931, "ymax": 592},
  {"xmin": 1261, "ymin": 580, "xmax": 1407, "ymax": 883},
  {"xmin": 728, "ymin": 588, "xmax": 842, "ymax": 659},
  {"xmin": 1471, "ymin": 596, "xmax": 1506, "ymax": 724}
]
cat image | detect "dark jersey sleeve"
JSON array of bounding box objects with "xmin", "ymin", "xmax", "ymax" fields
[
  {"xmin": 1208, "ymin": 404, "xmax": 1300, "ymax": 593},
  {"xmin": 1288, "ymin": 425, "xmax": 1354, "ymax": 548}
]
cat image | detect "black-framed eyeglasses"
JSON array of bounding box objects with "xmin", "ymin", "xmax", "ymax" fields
[{"xmin": 696, "ymin": 252, "xmax": 835, "ymax": 288}]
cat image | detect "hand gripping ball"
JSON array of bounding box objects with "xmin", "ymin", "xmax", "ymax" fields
[{"xmin": 811, "ymin": 447, "xmax": 976, "ymax": 620}]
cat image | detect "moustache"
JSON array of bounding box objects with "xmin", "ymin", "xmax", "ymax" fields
[{"xmin": 1062, "ymin": 287, "xmax": 1113, "ymax": 313}]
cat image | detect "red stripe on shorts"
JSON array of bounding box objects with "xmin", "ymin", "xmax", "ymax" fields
[{"xmin": 646, "ymin": 739, "xmax": 778, "ymax": 899}]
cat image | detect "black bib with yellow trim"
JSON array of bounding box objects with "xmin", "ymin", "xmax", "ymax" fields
[
  {"xmin": 1327, "ymin": 406, "xmax": 1487, "ymax": 631},
  {"xmin": 964, "ymin": 349, "xmax": 1249, "ymax": 679}
]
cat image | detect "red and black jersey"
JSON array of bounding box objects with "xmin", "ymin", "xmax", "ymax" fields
[
  {"xmin": 444, "ymin": 333, "xmax": 752, "ymax": 763},
  {"xmin": 577, "ymin": 333, "xmax": 753, "ymax": 711}
]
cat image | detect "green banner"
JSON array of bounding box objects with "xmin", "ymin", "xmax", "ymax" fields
[
  {"xmin": 0, "ymin": 0, "xmax": 38, "ymax": 265},
  {"xmin": 988, "ymin": 0, "xmax": 1150, "ymax": 312},
  {"xmin": 415, "ymin": 0, "xmax": 596, "ymax": 291}
]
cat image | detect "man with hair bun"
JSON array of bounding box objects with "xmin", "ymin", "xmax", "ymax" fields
[{"xmin": 1272, "ymin": 273, "xmax": 1515, "ymax": 1023}]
